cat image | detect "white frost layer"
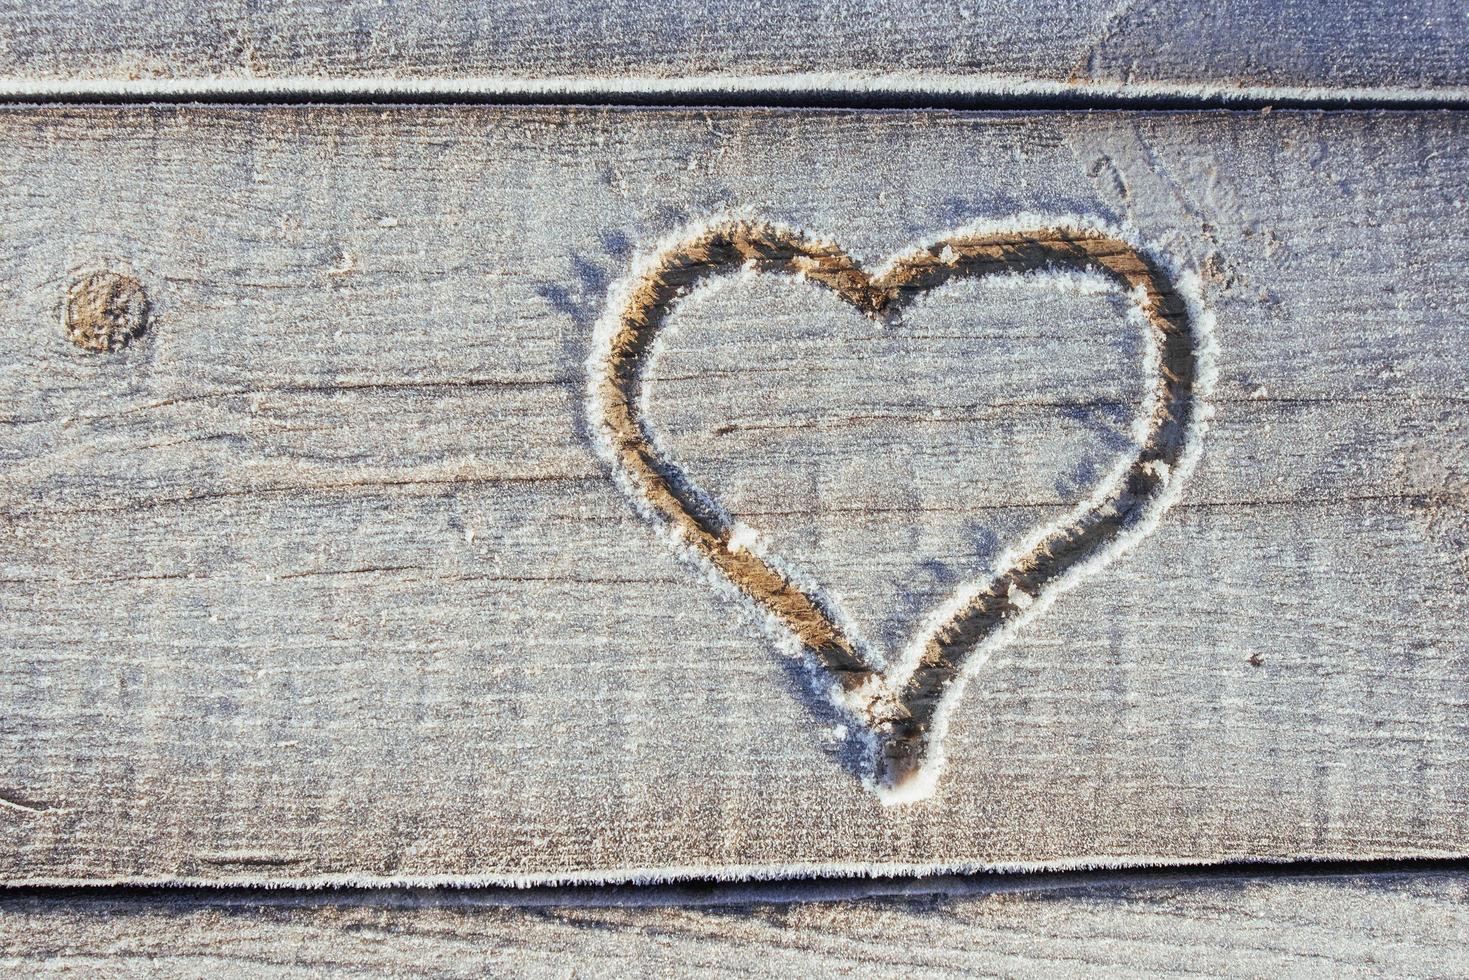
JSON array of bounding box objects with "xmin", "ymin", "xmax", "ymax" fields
[{"xmin": 0, "ymin": 72, "xmax": 1461, "ymax": 105}]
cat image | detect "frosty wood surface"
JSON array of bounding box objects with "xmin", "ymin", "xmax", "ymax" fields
[
  {"xmin": 0, "ymin": 0, "xmax": 1465, "ymax": 99},
  {"xmin": 0, "ymin": 106, "xmax": 1467, "ymax": 885},
  {"xmin": 3, "ymin": 871, "xmax": 1467, "ymax": 977}
]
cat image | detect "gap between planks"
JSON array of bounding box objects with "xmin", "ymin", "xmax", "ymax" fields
[
  {"xmin": 0, "ymin": 74, "xmax": 1467, "ymax": 110},
  {"xmin": 3, "ymin": 857, "xmax": 1468, "ymax": 909}
]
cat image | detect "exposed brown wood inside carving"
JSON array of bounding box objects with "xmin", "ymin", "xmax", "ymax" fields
[{"xmin": 594, "ymin": 220, "xmax": 1203, "ymax": 794}]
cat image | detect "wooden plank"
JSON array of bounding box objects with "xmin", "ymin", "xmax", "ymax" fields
[
  {"xmin": 3, "ymin": 870, "xmax": 1467, "ymax": 976},
  {"xmin": 0, "ymin": 1, "xmax": 1464, "ymax": 100},
  {"xmin": 0, "ymin": 106, "xmax": 1466, "ymax": 885}
]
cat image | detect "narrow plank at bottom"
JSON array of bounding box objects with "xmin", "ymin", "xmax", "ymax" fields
[{"xmin": 2, "ymin": 871, "xmax": 1467, "ymax": 977}]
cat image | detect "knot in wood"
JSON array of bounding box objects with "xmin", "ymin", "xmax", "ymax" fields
[{"xmin": 65, "ymin": 271, "xmax": 150, "ymax": 352}]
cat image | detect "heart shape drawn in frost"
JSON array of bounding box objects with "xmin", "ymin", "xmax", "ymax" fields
[{"xmin": 586, "ymin": 217, "xmax": 1216, "ymax": 804}]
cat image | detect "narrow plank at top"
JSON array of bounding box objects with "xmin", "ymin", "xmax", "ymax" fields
[{"xmin": 0, "ymin": 0, "xmax": 1465, "ymax": 99}]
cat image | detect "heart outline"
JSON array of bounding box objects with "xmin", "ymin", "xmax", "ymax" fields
[{"xmin": 587, "ymin": 217, "xmax": 1214, "ymax": 803}]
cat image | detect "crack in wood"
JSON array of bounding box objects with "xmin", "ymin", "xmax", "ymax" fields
[
  {"xmin": 0, "ymin": 792, "xmax": 52, "ymax": 815},
  {"xmin": 590, "ymin": 218, "xmax": 1213, "ymax": 802},
  {"xmin": 0, "ymin": 471, "xmax": 602, "ymax": 521}
]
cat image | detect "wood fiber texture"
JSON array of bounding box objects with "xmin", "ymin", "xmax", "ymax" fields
[
  {"xmin": 2, "ymin": 871, "xmax": 1467, "ymax": 977},
  {"xmin": 0, "ymin": 107, "xmax": 1467, "ymax": 885},
  {"xmin": 0, "ymin": 0, "xmax": 1464, "ymax": 96}
]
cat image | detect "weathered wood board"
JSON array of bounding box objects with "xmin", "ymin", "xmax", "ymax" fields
[
  {"xmin": 0, "ymin": 1, "xmax": 1465, "ymax": 100},
  {"xmin": 3, "ymin": 870, "xmax": 1467, "ymax": 976},
  {"xmin": 1, "ymin": 107, "xmax": 1467, "ymax": 885}
]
